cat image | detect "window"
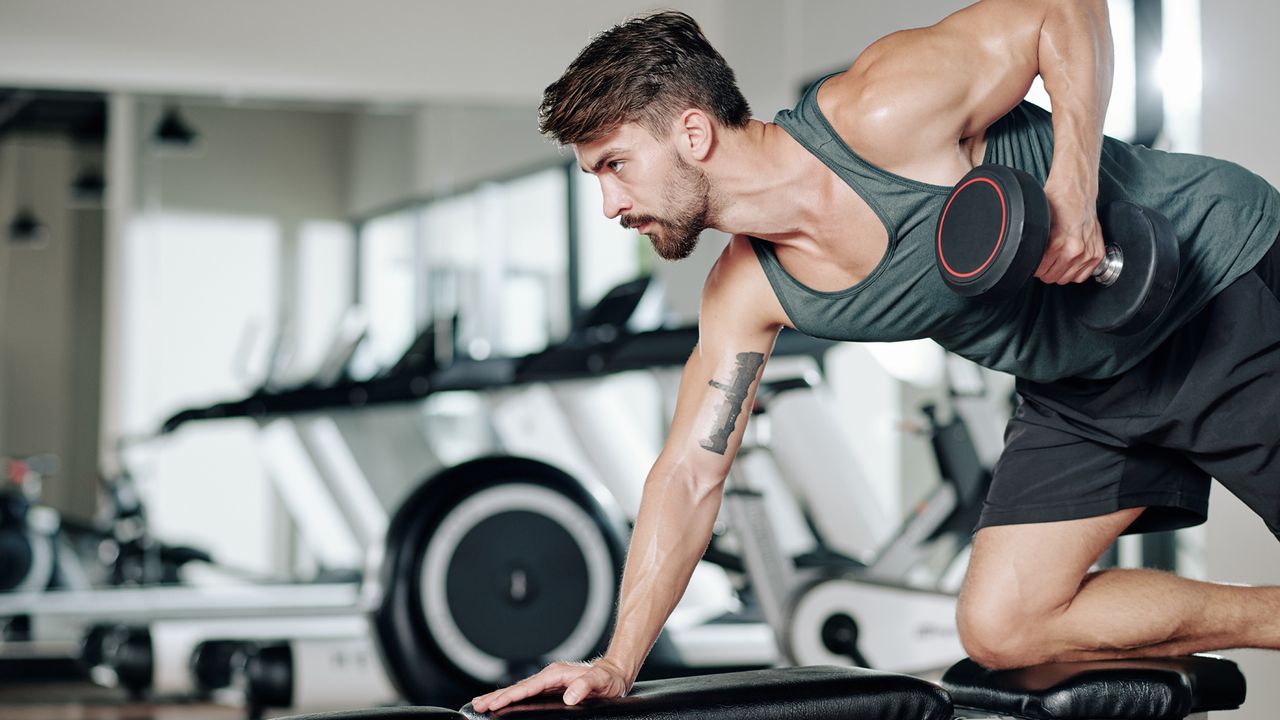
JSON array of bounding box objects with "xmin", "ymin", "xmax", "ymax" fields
[
  {"xmin": 414, "ymin": 166, "xmax": 569, "ymax": 362},
  {"xmin": 351, "ymin": 210, "xmax": 416, "ymax": 378}
]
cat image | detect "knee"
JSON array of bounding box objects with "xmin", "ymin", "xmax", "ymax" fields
[{"xmin": 957, "ymin": 590, "xmax": 1060, "ymax": 670}]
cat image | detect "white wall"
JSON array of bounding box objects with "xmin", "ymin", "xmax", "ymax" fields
[
  {"xmin": 0, "ymin": 137, "xmax": 73, "ymax": 496},
  {"xmin": 347, "ymin": 111, "xmax": 415, "ymax": 217},
  {"xmin": 0, "ymin": 136, "xmax": 101, "ymax": 519},
  {"xmin": 110, "ymin": 100, "xmax": 355, "ymax": 575},
  {"xmin": 0, "ymin": 0, "xmax": 720, "ymax": 104},
  {"xmin": 129, "ymin": 99, "xmax": 353, "ymax": 389},
  {"xmin": 412, "ymin": 104, "xmax": 561, "ymax": 201}
]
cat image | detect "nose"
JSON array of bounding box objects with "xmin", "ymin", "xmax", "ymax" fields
[{"xmin": 600, "ymin": 180, "xmax": 630, "ymax": 220}]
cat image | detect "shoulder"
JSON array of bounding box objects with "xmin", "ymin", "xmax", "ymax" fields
[
  {"xmin": 816, "ymin": 34, "xmax": 965, "ymax": 170},
  {"xmin": 701, "ymin": 236, "xmax": 791, "ymax": 332},
  {"xmin": 817, "ymin": 1, "xmax": 1047, "ymax": 167}
]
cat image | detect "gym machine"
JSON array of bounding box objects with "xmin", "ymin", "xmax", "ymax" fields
[
  {"xmin": 0, "ymin": 276, "xmax": 996, "ymax": 716},
  {"xmin": 0, "ymin": 279, "xmax": 790, "ymax": 713}
]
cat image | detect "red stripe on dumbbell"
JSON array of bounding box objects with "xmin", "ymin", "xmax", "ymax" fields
[{"xmin": 937, "ymin": 176, "xmax": 1008, "ymax": 280}]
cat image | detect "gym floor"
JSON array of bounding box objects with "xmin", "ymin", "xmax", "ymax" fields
[{"xmin": 0, "ymin": 681, "xmax": 248, "ymax": 720}]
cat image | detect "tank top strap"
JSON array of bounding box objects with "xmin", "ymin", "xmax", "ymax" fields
[{"xmin": 773, "ymin": 74, "xmax": 950, "ymax": 240}]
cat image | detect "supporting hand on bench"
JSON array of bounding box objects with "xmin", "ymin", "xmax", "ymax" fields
[{"xmin": 470, "ymin": 657, "xmax": 631, "ymax": 712}]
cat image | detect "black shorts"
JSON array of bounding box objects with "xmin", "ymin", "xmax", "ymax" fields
[{"xmin": 978, "ymin": 234, "xmax": 1280, "ymax": 537}]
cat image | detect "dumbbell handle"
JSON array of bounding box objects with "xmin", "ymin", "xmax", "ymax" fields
[{"xmin": 1092, "ymin": 244, "xmax": 1123, "ymax": 286}]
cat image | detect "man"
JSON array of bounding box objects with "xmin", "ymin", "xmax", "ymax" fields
[{"xmin": 473, "ymin": 1, "xmax": 1280, "ymax": 712}]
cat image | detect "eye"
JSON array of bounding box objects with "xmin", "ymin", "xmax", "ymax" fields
[{"xmin": 608, "ymin": 160, "xmax": 625, "ymax": 173}]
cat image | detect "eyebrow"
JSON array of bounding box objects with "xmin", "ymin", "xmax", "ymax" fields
[{"xmin": 580, "ymin": 148, "xmax": 623, "ymax": 175}]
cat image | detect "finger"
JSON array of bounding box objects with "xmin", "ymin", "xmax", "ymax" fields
[
  {"xmin": 472, "ymin": 686, "xmax": 505, "ymax": 711},
  {"xmin": 1069, "ymin": 263, "xmax": 1096, "ymax": 284},
  {"xmin": 1073, "ymin": 250, "xmax": 1105, "ymax": 283},
  {"xmin": 478, "ymin": 665, "xmax": 584, "ymax": 711},
  {"xmin": 1060, "ymin": 241, "xmax": 1089, "ymax": 283},
  {"xmin": 564, "ymin": 666, "xmax": 626, "ymax": 706},
  {"xmin": 472, "ymin": 678, "xmax": 546, "ymax": 711},
  {"xmin": 1035, "ymin": 250, "xmax": 1056, "ymax": 280},
  {"xmin": 563, "ymin": 676, "xmax": 594, "ymax": 705},
  {"xmin": 474, "ymin": 676, "xmax": 538, "ymax": 711},
  {"xmin": 1035, "ymin": 260, "xmax": 1058, "ymax": 283},
  {"xmin": 1047, "ymin": 237, "xmax": 1096, "ymax": 284},
  {"xmin": 478, "ymin": 682, "xmax": 546, "ymax": 712},
  {"xmin": 1054, "ymin": 258, "xmax": 1083, "ymax": 285},
  {"xmin": 1069, "ymin": 246, "xmax": 1107, "ymax": 284},
  {"xmin": 1036, "ymin": 240, "xmax": 1073, "ymax": 283},
  {"xmin": 1037, "ymin": 253, "xmax": 1069, "ymax": 285}
]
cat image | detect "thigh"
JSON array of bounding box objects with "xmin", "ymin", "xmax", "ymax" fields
[
  {"xmin": 960, "ymin": 508, "xmax": 1143, "ymax": 615},
  {"xmin": 979, "ymin": 397, "xmax": 1210, "ymax": 534},
  {"xmin": 1164, "ymin": 266, "xmax": 1280, "ymax": 535}
]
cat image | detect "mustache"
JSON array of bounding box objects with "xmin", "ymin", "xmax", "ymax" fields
[{"xmin": 620, "ymin": 215, "xmax": 658, "ymax": 230}]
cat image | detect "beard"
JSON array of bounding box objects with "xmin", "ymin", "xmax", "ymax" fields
[{"xmin": 620, "ymin": 152, "xmax": 714, "ymax": 261}]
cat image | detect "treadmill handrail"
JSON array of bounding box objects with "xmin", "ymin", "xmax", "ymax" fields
[{"xmin": 158, "ymin": 327, "xmax": 834, "ymax": 434}]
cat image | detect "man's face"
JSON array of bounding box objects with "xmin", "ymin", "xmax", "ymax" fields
[{"xmin": 575, "ymin": 123, "xmax": 713, "ymax": 261}]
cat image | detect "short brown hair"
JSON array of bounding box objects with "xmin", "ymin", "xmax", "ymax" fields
[{"xmin": 539, "ymin": 11, "xmax": 751, "ymax": 145}]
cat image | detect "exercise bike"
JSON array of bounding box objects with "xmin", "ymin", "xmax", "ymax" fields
[{"xmin": 705, "ymin": 360, "xmax": 1001, "ymax": 676}]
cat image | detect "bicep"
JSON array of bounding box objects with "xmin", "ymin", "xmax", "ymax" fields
[
  {"xmin": 659, "ymin": 239, "xmax": 784, "ymax": 482},
  {"xmin": 662, "ymin": 328, "xmax": 778, "ymax": 483}
]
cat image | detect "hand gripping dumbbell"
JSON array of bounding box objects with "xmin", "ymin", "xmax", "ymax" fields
[{"xmin": 934, "ymin": 164, "xmax": 1180, "ymax": 335}]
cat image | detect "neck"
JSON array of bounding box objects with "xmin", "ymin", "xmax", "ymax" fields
[{"xmin": 705, "ymin": 120, "xmax": 833, "ymax": 248}]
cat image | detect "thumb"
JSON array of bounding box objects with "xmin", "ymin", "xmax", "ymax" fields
[{"xmin": 563, "ymin": 677, "xmax": 592, "ymax": 705}]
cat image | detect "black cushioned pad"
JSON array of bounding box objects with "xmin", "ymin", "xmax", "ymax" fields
[
  {"xmin": 942, "ymin": 655, "xmax": 1246, "ymax": 719},
  {"xmin": 460, "ymin": 665, "xmax": 953, "ymax": 719},
  {"xmin": 280, "ymin": 708, "xmax": 463, "ymax": 720}
]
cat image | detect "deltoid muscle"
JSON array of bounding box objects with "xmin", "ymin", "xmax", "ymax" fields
[{"xmin": 700, "ymin": 352, "xmax": 765, "ymax": 455}]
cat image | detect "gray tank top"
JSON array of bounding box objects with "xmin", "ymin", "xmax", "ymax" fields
[{"xmin": 752, "ymin": 74, "xmax": 1280, "ymax": 381}]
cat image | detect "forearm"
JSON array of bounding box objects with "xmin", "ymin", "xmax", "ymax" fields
[
  {"xmin": 602, "ymin": 462, "xmax": 724, "ymax": 681},
  {"xmin": 1039, "ymin": 0, "xmax": 1113, "ymax": 197}
]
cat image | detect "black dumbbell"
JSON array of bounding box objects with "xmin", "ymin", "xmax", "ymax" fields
[{"xmin": 934, "ymin": 164, "xmax": 1179, "ymax": 335}]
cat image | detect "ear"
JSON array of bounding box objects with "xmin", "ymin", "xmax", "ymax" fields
[{"xmin": 675, "ymin": 109, "xmax": 714, "ymax": 162}]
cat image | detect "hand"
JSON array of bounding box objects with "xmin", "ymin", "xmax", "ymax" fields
[
  {"xmin": 469, "ymin": 657, "xmax": 632, "ymax": 713},
  {"xmin": 1036, "ymin": 180, "xmax": 1105, "ymax": 285}
]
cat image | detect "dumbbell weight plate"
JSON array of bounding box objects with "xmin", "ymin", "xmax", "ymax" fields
[
  {"xmin": 1068, "ymin": 201, "xmax": 1180, "ymax": 335},
  {"xmin": 936, "ymin": 165, "xmax": 1051, "ymax": 301}
]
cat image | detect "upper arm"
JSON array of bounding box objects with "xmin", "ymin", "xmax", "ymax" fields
[
  {"xmin": 658, "ymin": 237, "xmax": 786, "ymax": 485},
  {"xmin": 826, "ymin": 0, "xmax": 1106, "ymax": 172}
]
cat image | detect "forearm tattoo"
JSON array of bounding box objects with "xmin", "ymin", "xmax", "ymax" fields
[{"xmin": 699, "ymin": 351, "xmax": 765, "ymax": 455}]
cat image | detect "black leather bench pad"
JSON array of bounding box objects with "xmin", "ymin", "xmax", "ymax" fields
[
  {"xmin": 942, "ymin": 655, "xmax": 1246, "ymax": 719},
  {"xmin": 279, "ymin": 666, "xmax": 952, "ymax": 720},
  {"xmin": 283, "ymin": 708, "xmax": 464, "ymax": 720},
  {"xmin": 460, "ymin": 665, "xmax": 953, "ymax": 719}
]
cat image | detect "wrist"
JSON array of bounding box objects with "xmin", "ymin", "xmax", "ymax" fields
[
  {"xmin": 599, "ymin": 652, "xmax": 640, "ymax": 683},
  {"xmin": 1044, "ymin": 172, "xmax": 1097, "ymax": 207},
  {"xmin": 1046, "ymin": 147, "xmax": 1100, "ymax": 199}
]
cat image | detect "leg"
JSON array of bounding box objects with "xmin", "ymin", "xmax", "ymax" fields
[{"xmin": 957, "ymin": 507, "xmax": 1280, "ymax": 669}]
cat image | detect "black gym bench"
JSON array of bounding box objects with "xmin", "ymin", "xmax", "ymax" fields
[{"xmin": 279, "ymin": 655, "xmax": 1245, "ymax": 720}]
